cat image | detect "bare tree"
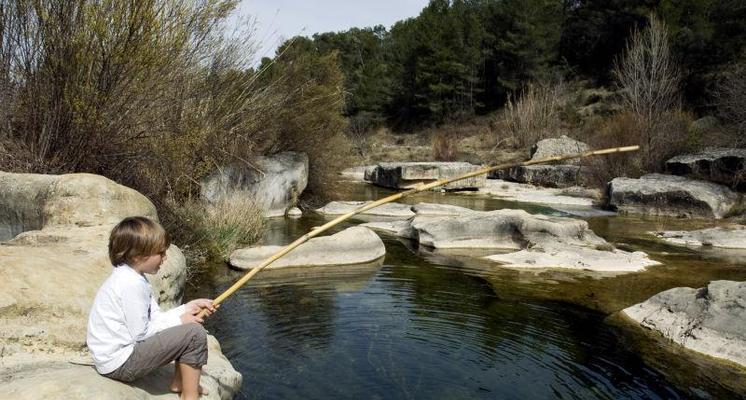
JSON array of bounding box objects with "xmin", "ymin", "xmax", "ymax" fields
[
  {"xmin": 613, "ymin": 13, "xmax": 682, "ymax": 166},
  {"xmin": 714, "ymin": 54, "xmax": 746, "ymax": 146}
]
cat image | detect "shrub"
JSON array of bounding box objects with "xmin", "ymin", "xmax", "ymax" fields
[
  {"xmin": 503, "ymin": 80, "xmax": 569, "ymax": 149},
  {"xmin": 612, "ymin": 13, "xmax": 685, "ymax": 165},
  {"xmin": 583, "ymin": 110, "xmax": 693, "ymax": 187},
  {"xmin": 714, "ymin": 54, "xmax": 746, "ymax": 147},
  {"xmin": 164, "ymin": 195, "xmax": 265, "ymax": 262},
  {"xmin": 432, "ymin": 131, "xmax": 455, "ymax": 161}
]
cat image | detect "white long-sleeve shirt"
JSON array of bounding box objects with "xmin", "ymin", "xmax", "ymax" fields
[{"xmin": 87, "ymin": 264, "xmax": 186, "ymax": 374}]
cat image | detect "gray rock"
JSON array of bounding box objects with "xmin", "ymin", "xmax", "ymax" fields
[
  {"xmin": 495, "ymin": 164, "xmax": 588, "ymax": 188},
  {"xmin": 409, "ymin": 209, "xmax": 606, "ymax": 249},
  {"xmin": 0, "ymin": 172, "xmax": 158, "ymax": 242},
  {"xmin": 411, "ymin": 203, "xmax": 476, "ymax": 216},
  {"xmin": 201, "ymin": 152, "xmax": 308, "ymax": 217},
  {"xmin": 316, "ymin": 201, "xmax": 415, "ymax": 218},
  {"xmin": 666, "ymin": 148, "xmax": 746, "ymax": 191},
  {"xmin": 365, "ymin": 162, "xmax": 485, "ymax": 190},
  {"xmin": 529, "ymin": 135, "xmax": 590, "ymax": 165},
  {"xmin": 286, "ymin": 207, "xmax": 302, "ymax": 218},
  {"xmin": 0, "ymin": 172, "xmax": 241, "ymax": 399},
  {"xmin": 485, "ymin": 246, "xmax": 659, "ymax": 273},
  {"xmin": 230, "ymin": 226, "xmax": 385, "ymax": 270},
  {"xmin": 608, "ymin": 174, "xmax": 740, "ymax": 219},
  {"xmin": 340, "ymin": 165, "xmax": 377, "ymax": 181},
  {"xmin": 622, "ymin": 280, "xmax": 746, "ymax": 368},
  {"xmin": 651, "ymin": 226, "xmax": 746, "ymax": 249}
]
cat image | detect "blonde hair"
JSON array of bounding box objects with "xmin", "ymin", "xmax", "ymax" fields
[{"xmin": 109, "ymin": 216, "xmax": 170, "ymax": 266}]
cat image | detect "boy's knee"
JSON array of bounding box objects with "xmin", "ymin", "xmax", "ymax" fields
[{"xmin": 185, "ymin": 323, "xmax": 207, "ymax": 342}]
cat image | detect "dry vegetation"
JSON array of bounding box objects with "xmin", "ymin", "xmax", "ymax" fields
[{"xmin": 0, "ymin": 0, "xmax": 352, "ymax": 254}]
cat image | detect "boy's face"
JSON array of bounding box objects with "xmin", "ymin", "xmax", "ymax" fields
[{"xmin": 132, "ymin": 250, "xmax": 168, "ymax": 275}]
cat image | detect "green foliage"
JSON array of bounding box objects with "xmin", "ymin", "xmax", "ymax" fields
[{"xmin": 164, "ymin": 196, "xmax": 265, "ymax": 261}]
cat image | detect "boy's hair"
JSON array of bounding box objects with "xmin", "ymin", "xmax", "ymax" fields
[{"xmin": 109, "ymin": 216, "xmax": 170, "ymax": 266}]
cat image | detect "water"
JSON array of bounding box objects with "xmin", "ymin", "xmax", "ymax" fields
[{"xmin": 188, "ymin": 183, "xmax": 746, "ymax": 399}]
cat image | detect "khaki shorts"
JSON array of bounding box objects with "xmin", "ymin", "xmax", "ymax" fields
[{"xmin": 104, "ymin": 323, "xmax": 207, "ymax": 383}]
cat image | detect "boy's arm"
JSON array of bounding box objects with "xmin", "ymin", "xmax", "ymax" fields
[{"xmin": 148, "ymin": 298, "xmax": 187, "ymax": 333}]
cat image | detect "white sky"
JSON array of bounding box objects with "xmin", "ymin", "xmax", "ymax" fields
[{"xmin": 235, "ymin": 0, "xmax": 430, "ymax": 61}]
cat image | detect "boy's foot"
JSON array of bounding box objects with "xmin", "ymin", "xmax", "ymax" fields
[{"xmin": 169, "ymin": 384, "xmax": 209, "ymax": 396}]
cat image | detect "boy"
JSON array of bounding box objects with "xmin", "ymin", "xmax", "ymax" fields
[{"xmin": 87, "ymin": 216, "xmax": 217, "ymax": 400}]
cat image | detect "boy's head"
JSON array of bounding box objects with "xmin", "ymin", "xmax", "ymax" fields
[{"xmin": 109, "ymin": 216, "xmax": 170, "ymax": 266}]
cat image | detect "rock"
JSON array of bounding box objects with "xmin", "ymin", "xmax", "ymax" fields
[
  {"xmin": 201, "ymin": 152, "xmax": 308, "ymax": 217},
  {"xmin": 608, "ymin": 174, "xmax": 740, "ymax": 219},
  {"xmin": 411, "ymin": 203, "xmax": 476, "ymax": 216},
  {"xmin": 651, "ymin": 226, "xmax": 746, "ymax": 249},
  {"xmin": 286, "ymin": 207, "xmax": 302, "ymax": 218},
  {"xmin": 0, "ymin": 172, "xmax": 240, "ymax": 398},
  {"xmin": 316, "ymin": 201, "xmax": 415, "ymax": 218},
  {"xmin": 364, "ymin": 207, "xmax": 657, "ymax": 273},
  {"xmin": 495, "ymin": 164, "xmax": 588, "ymax": 188},
  {"xmin": 4, "ymin": 336, "xmax": 241, "ymax": 400},
  {"xmin": 665, "ymin": 148, "xmax": 746, "ymax": 191},
  {"xmin": 475, "ymin": 179, "xmax": 596, "ymax": 207},
  {"xmin": 622, "ymin": 280, "xmax": 746, "ymax": 368},
  {"xmin": 365, "ymin": 162, "xmax": 485, "ymax": 190},
  {"xmin": 230, "ymin": 226, "xmax": 385, "ymax": 270},
  {"xmin": 0, "ymin": 172, "xmax": 157, "ymax": 241},
  {"xmin": 408, "ymin": 209, "xmax": 607, "ymax": 249},
  {"xmin": 340, "ymin": 165, "xmax": 376, "ymax": 181},
  {"xmin": 489, "ymin": 136, "xmax": 591, "ymax": 187},
  {"xmin": 485, "ymin": 246, "xmax": 659, "ymax": 273},
  {"xmin": 529, "ymin": 135, "xmax": 590, "ymax": 165}
]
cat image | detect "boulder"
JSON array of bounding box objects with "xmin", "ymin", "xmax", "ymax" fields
[
  {"xmin": 529, "ymin": 135, "xmax": 590, "ymax": 165},
  {"xmin": 665, "ymin": 148, "xmax": 746, "ymax": 191},
  {"xmin": 622, "ymin": 280, "xmax": 746, "ymax": 368},
  {"xmin": 340, "ymin": 165, "xmax": 376, "ymax": 181},
  {"xmin": 485, "ymin": 246, "xmax": 659, "ymax": 273},
  {"xmin": 411, "ymin": 203, "xmax": 476, "ymax": 216},
  {"xmin": 286, "ymin": 207, "xmax": 302, "ymax": 218},
  {"xmin": 608, "ymin": 174, "xmax": 740, "ymax": 219},
  {"xmin": 0, "ymin": 172, "xmax": 157, "ymax": 241},
  {"xmin": 651, "ymin": 226, "xmax": 746, "ymax": 249},
  {"xmin": 365, "ymin": 162, "xmax": 485, "ymax": 190},
  {"xmin": 316, "ymin": 201, "xmax": 415, "ymax": 218},
  {"xmin": 201, "ymin": 152, "xmax": 308, "ymax": 217},
  {"xmin": 230, "ymin": 226, "xmax": 385, "ymax": 270},
  {"xmin": 495, "ymin": 164, "xmax": 588, "ymax": 188},
  {"xmin": 489, "ymin": 136, "xmax": 591, "ymax": 187},
  {"xmin": 363, "ymin": 206, "xmax": 658, "ymax": 273},
  {"xmin": 4, "ymin": 336, "xmax": 241, "ymax": 400},
  {"xmin": 475, "ymin": 179, "xmax": 596, "ymax": 207},
  {"xmin": 0, "ymin": 172, "xmax": 241, "ymax": 399}
]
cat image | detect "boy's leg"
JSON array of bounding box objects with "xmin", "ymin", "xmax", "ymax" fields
[
  {"xmin": 104, "ymin": 323, "xmax": 208, "ymax": 383},
  {"xmin": 179, "ymin": 361, "xmax": 203, "ymax": 400},
  {"xmin": 171, "ymin": 361, "xmax": 208, "ymax": 395}
]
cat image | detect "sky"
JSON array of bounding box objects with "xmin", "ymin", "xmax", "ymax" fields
[{"xmin": 235, "ymin": 0, "xmax": 430, "ymax": 61}]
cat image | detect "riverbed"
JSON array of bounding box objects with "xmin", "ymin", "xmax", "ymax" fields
[{"xmin": 188, "ymin": 182, "xmax": 746, "ymax": 399}]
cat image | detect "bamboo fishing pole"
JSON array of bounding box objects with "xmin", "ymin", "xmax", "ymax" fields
[{"xmin": 197, "ymin": 144, "xmax": 639, "ymax": 318}]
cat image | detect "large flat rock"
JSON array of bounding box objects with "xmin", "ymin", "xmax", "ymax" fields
[
  {"xmin": 230, "ymin": 226, "xmax": 385, "ymax": 270},
  {"xmin": 651, "ymin": 225, "xmax": 746, "ymax": 249},
  {"xmin": 485, "ymin": 246, "xmax": 659, "ymax": 273},
  {"xmin": 474, "ymin": 179, "xmax": 596, "ymax": 207},
  {"xmin": 666, "ymin": 148, "xmax": 746, "ymax": 190},
  {"xmin": 363, "ymin": 206, "xmax": 657, "ymax": 273},
  {"xmin": 365, "ymin": 162, "xmax": 485, "ymax": 190},
  {"xmin": 529, "ymin": 135, "xmax": 590, "ymax": 165},
  {"xmin": 608, "ymin": 174, "xmax": 740, "ymax": 219},
  {"xmin": 0, "ymin": 172, "xmax": 241, "ymax": 399},
  {"xmin": 316, "ymin": 201, "xmax": 415, "ymax": 218},
  {"xmin": 622, "ymin": 280, "xmax": 746, "ymax": 368},
  {"xmin": 201, "ymin": 151, "xmax": 308, "ymax": 217},
  {"xmin": 494, "ymin": 164, "xmax": 588, "ymax": 188}
]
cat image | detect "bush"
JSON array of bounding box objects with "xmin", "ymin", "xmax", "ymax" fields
[
  {"xmin": 432, "ymin": 131, "xmax": 455, "ymax": 161},
  {"xmin": 582, "ymin": 110, "xmax": 693, "ymax": 187},
  {"xmin": 503, "ymin": 80, "xmax": 569, "ymax": 149},
  {"xmin": 714, "ymin": 54, "xmax": 746, "ymax": 147},
  {"xmin": 164, "ymin": 195, "xmax": 265, "ymax": 262}
]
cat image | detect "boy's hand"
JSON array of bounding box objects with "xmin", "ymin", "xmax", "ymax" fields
[
  {"xmin": 180, "ymin": 312, "xmax": 205, "ymax": 324},
  {"xmin": 185, "ymin": 298, "xmax": 216, "ymax": 316}
]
